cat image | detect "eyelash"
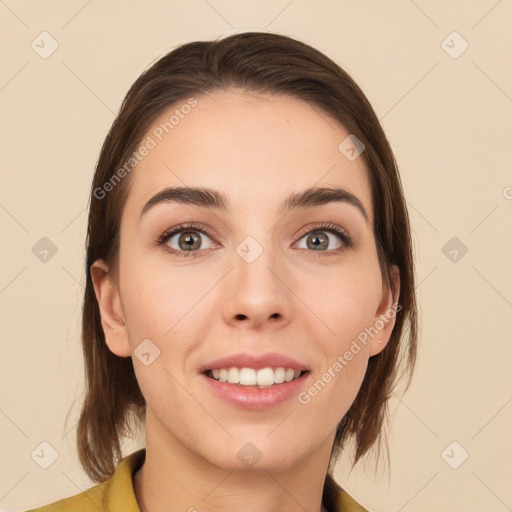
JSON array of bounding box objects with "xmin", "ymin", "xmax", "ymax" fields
[{"xmin": 155, "ymin": 222, "xmax": 353, "ymax": 258}]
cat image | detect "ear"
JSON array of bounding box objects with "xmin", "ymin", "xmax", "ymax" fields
[
  {"xmin": 368, "ymin": 264, "xmax": 400, "ymax": 357},
  {"xmin": 90, "ymin": 260, "xmax": 131, "ymax": 358}
]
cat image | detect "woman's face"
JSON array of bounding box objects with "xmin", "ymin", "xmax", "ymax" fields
[{"xmin": 92, "ymin": 89, "xmax": 399, "ymax": 472}]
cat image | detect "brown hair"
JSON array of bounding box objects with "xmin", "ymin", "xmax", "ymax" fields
[{"xmin": 77, "ymin": 31, "xmax": 418, "ymax": 483}]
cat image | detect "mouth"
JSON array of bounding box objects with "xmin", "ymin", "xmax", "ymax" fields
[
  {"xmin": 204, "ymin": 367, "xmax": 309, "ymax": 389},
  {"xmin": 199, "ymin": 352, "xmax": 310, "ymax": 409}
]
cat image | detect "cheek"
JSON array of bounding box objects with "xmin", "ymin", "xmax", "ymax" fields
[
  {"xmin": 301, "ymin": 263, "xmax": 381, "ymax": 348},
  {"xmin": 118, "ymin": 250, "xmax": 214, "ymax": 402},
  {"xmin": 295, "ymin": 265, "xmax": 381, "ymax": 412},
  {"xmin": 118, "ymin": 255, "xmax": 202, "ymax": 424},
  {"xmin": 118, "ymin": 248, "xmax": 204, "ymax": 341},
  {"xmin": 298, "ymin": 304, "xmax": 371, "ymax": 429}
]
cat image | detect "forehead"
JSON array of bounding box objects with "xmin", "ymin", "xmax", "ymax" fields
[{"xmin": 124, "ymin": 89, "xmax": 373, "ymax": 222}]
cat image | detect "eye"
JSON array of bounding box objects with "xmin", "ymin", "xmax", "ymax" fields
[
  {"xmin": 295, "ymin": 222, "xmax": 352, "ymax": 255},
  {"xmin": 156, "ymin": 223, "xmax": 217, "ymax": 258},
  {"xmin": 156, "ymin": 221, "xmax": 352, "ymax": 258}
]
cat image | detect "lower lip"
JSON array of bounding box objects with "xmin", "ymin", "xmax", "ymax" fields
[{"xmin": 201, "ymin": 372, "xmax": 309, "ymax": 410}]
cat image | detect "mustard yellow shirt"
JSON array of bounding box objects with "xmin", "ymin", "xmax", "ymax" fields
[{"xmin": 25, "ymin": 448, "xmax": 367, "ymax": 512}]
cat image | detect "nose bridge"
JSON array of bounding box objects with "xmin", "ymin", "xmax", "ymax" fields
[
  {"xmin": 220, "ymin": 224, "xmax": 293, "ymax": 328},
  {"xmin": 234, "ymin": 230, "xmax": 280, "ymax": 297},
  {"xmin": 231, "ymin": 202, "xmax": 275, "ymax": 268}
]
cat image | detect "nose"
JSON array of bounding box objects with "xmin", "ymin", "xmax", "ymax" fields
[{"xmin": 220, "ymin": 245, "xmax": 294, "ymax": 331}]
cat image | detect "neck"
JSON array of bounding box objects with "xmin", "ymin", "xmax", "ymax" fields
[{"xmin": 134, "ymin": 409, "xmax": 334, "ymax": 512}]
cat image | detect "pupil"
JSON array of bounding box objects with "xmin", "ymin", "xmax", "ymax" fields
[
  {"xmin": 309, "ymin": 233, "xmax": 327, "ymax": 250},
  {"xmin": 180, "ymin": 232, "xmax": 199, "ymax": 250}
]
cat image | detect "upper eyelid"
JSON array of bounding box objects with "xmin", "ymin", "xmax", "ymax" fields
[
  {"xmin": 159, "ymin": 222, "xmax": 214, "ymax": 238},
  {"xmin": 159, "ymin": 222, "xmax": 351, "ymax": 245},
  {"xmin": 296, "ymin": 223, "xmax": 350, "ymax": 239}
]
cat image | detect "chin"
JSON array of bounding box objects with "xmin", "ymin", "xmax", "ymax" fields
[{"xmin": 200, "ymin": 436, "xmax": 313, "ymax": 474}]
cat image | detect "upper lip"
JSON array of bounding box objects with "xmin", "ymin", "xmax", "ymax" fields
[{"xmin": 200, "ymin": 352, "xmax": 309, "ymax": 372}]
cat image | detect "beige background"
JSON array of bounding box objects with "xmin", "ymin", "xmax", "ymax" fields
[{"xmin": 1, "ymin": 1, "xmax": 511, "ymax": 511}]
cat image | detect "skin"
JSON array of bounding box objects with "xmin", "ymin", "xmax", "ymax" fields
[{"xmin": 91, "ymin": 89, "xmax": 399, "ymax": 512}]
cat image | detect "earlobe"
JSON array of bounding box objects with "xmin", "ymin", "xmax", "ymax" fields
[
  {"xmin": 90, "ymin": 260, "xmax": 131, "ymax": 358},
  {"xmin": 369, "ymin": 264, "xmax": 400, "ymax": 357}
]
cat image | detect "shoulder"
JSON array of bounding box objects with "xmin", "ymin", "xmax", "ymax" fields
[
  {"xmin": 23, "ymin": 449, "xmax": 145, "ymax": 512},
  {"xmin": 323, "ymin": 472, "xmax": 369, "ymax": 512},
  {"xmin": 23, "ymin": 480, "xmax": 110, "ymax": 512}
]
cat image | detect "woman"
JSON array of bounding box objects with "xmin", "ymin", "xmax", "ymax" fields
[{"xmin": 27, "ymin": 31, "xmax": 417, "ymax": 512}]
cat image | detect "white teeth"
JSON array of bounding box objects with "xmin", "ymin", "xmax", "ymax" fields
[
  {"xmin": 274, "ymin": 367, "xmax": 285, "ymax": 383},
  {"xmin": 208, "ymin": 366, "xmax": 303, "ymax": 387},
  {"xmin": 239, "ymin": 368, "xmax": 257, "ymax": 385},
  {"xmin": 227, "ymin": 367, "xmax": 239, "ymax": 384},
  {"xmin": 257, "ymin": 367, "xmax": 275, "ymax": 386}
]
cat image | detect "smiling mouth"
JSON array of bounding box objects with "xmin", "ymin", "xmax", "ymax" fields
[{"xmin": 204, "ymin": 367, "xmax": 308, "ymax": 389}]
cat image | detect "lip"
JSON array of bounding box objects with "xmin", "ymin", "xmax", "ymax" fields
[
  {"xmin": 200, "ymin": 352, "xmax": 309, "ymax": 372},
  {"xmin": 198, "ymin": 352, "xmax": 310, "ymax": 410},
  {"xmin": 201, "ymin": 371, "xmax": 310, "ymax": 410}
]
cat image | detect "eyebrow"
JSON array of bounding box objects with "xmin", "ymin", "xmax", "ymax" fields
[{"xmin": 140, "ymin": 185, "xmax": 369, "ymax": 224}]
